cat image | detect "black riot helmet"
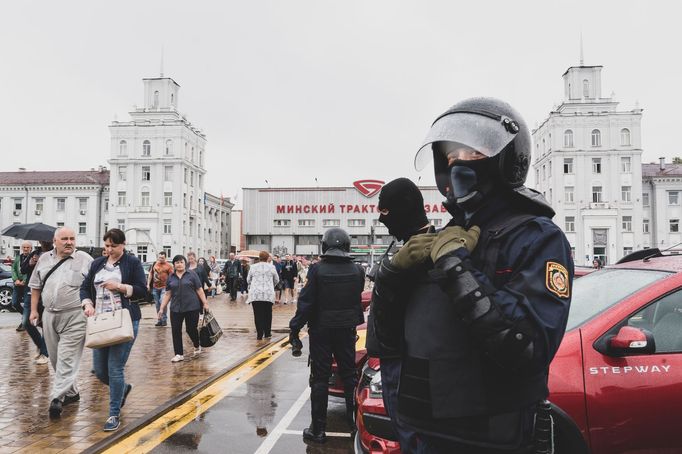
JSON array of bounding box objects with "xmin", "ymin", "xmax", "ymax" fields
[
  {"xmin": 414, "ymin": 97, "xmax": 531, "ymax": 197},
  {"xmin": 321, "ymin": 228, "xmax": 351, "ymax": 258}
]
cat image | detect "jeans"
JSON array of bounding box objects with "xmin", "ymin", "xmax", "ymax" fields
[
  {"xmin": 93, "ymin": 319, "xmax": 140, "ymax": 417},
  {"xmin": 11, "ymin": 284, "xmax": 25, "ymax": 314},
  {"xmin": 152, "ymin": 288, "xmax": 167, "ymax": 323},
  {"xmin": 22, "ymin": 293, "xmax": 48, "ymax": 357}
]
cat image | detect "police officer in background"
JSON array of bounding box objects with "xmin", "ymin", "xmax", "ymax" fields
[
  {"xmin": 376, "ymin": 97, "xmax": 574, "ymax": 453},
  {"xmin": 366, "ymin": 177, "xmax": 433, "ymax": 452},
  {"xmin": 289, "ymin": 228, "xmax": 365, "ymax": 444}
]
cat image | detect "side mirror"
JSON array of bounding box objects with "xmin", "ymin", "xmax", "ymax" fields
[{"xmin": 604, "ymin": 326, "xmax": 655, "ymax": 357}]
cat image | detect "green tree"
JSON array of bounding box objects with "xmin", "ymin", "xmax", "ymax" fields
[{"xmin": 673, "ymin": 157, "xmax": 682, "ymax": 164}]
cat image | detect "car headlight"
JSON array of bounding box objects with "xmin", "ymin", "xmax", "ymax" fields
[{"xmin": 369, "ymin": 371, "xmax": 382, "ymax": 398}]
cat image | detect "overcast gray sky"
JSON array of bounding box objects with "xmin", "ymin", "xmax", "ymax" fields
[{"xmin": 1, "ymin": 1, "xmax": 680, "ymax": 206}]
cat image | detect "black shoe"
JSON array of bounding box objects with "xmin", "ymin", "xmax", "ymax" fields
[
  {"xmin": 121, "ymin": 384, "xmax": 132, "ymax": 408},
  {"xmin": 303, "ymin": 426, "xmax": 327, "ymax": 444},
  {"xmin": 49, "ymin": 398, "xmax": 62, "ymax": 418},
  {"xmin": 63, "ymin": 393, "xmax": 80, "ymax": 405},
  {"xmin": 154, "ymin": 321, "xmax": 163, "ymax": 327},
  {"xmin": 161, "ymin": 321, "xmax": 167, "ymax": 326},
  {"xmin": 16, "ymin": 323, "xmax": 25, "ymax": 332}
]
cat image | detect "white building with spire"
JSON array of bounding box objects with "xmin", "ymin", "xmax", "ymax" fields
[
  {"xmin": 107, "ymin": 76, "xmax": 233, "ymax": 260},
  {"xmin": 532, "ymin": 64, "xmax": 644, "ymax": 265}
]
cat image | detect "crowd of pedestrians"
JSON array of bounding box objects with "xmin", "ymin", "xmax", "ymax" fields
[{"xmin": 8, "ymin": 223, "xmax": 318, "ymax": 432}]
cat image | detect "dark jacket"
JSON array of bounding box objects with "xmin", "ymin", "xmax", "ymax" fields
[
  {"xmin": 80, "ymin": 252, "xmax": 148, "ymax": 321},
  {"xmin": 222, "ymin": 259, "xmax": 242, "ymax": 279}
]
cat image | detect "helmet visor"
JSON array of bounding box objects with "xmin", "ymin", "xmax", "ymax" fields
[{"xmin": 414, "ymin": 112, "xmax": 517, "ymax": 170}]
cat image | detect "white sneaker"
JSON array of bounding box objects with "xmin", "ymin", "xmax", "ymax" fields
[
  {"xmin": 193, "ymin": 347, "xmax": 202, "ymax": 357},
  {"xmin": 171, "ymin": 355, "xmax": 184, "ymax": 363},
  {"xmin": 35, "ymin": 354, "xmax": 48, "ymax": 365}
]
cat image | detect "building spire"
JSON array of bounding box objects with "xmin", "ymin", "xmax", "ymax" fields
[
  {"xmin": 579, "ymin": 32, "xmax": 584, "ymax": 66},
  {"xmin": 160, "ymin": 45, "xmax": 165, "ymax": 77}
]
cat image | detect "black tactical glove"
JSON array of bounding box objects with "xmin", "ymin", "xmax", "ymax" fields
[{"xmin": 289, "ymin": 330, "xmax": 303, "ymax": 357}]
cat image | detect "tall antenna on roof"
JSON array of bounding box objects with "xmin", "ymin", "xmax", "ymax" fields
[
  {"xmin": 160, "ymin": 45, "xmax": 165, "ymax": 77},
  {"xmin": 579, "ymin": 32, "xmax": 584, "ymax": 66}
]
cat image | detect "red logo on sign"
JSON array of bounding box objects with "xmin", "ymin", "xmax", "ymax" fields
[{"xmin": 353, "ymin": 180, "xmax": 385, "ymax": 198}]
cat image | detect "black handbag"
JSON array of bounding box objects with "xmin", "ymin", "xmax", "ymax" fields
[{"xmin": 199, "ymin": 309, "xmax": 223, "ymax": 347}]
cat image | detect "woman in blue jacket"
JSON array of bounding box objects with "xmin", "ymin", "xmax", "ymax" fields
[{"xmin": 80, "ymin": 228, "xmax": 147, "ymax": 432}]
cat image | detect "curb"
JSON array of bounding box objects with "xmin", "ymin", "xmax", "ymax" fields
[{"xmin": 83, "ymin": 333, "xmax": 289, "ymax": 454}]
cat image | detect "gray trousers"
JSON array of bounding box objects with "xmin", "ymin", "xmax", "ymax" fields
[{"xmin": 43, "ymin": 308, "xmax": 86, "ymax": 401}]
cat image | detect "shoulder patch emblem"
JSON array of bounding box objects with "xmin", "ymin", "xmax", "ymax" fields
[{"xmin": 546, "ymin": 261, "xmax": 570, "ymax": 299}]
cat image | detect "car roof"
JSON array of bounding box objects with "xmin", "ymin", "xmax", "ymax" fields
[{"xmin": 607, "ymin": 254, "xmax": 682, "ymax": 273}]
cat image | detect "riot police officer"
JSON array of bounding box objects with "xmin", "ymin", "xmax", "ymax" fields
[
  {"xmin": 366, "ymin": 177, "xmax": 433, "ymax": 452},
  {"xmin": 289, "ymin": 227, "xmax": 365, "ymax": 444},
  {"xmin": 376, "ymin": 97, "xmax": 574, "ymax": 453}
]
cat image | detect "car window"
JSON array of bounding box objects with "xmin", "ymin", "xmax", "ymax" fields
[
  {"xmin": 623, "ymin": 289, "xmax": 682, "ymax": 353},
  {"xmin": 567, "ymin": 269, "xmax": 671, "ymax": 331}
]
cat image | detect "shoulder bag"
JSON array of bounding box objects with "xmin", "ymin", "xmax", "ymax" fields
[{"xmin": 85, "ymin": 277, "xmax": 134, "ymax": 348}]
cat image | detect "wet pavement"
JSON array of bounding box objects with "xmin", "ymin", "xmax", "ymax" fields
[
  {"xmin": 147, "ymin": 337, "xmax": 354, "ymax": 454},
  {"xmin": 0, "ymin": 294, "xmax": 299, "ymax": 453}
]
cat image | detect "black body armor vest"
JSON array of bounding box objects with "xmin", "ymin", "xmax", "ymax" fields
[{"xmin": 314, "ymin": 259, "xmax": 364, "ymax": 329}]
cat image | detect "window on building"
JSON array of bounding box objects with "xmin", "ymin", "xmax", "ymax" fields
[
  {"xmin": 564, "ymin": 130, "xmax": 573, "ymax": 148},
  {"xmin": 643, "ymin": 219, "xmax": 650, "ymax": 234},
  {"xmin": 164, "ymin": 166, "xmax": 173, "ymax": 181},
  {"xmin": 34, "ymin": 198, "xmax": 44, "ymax": 212},
  {"xmin": 78, "ymin": 198, "xmax": 87, "ymax": 212},
  {"xmin": 163, "ymin": 246, "xmax": 172, "ymax": 256},
  {"xmin": 622, "ymin": 216, "xmax": 632, "ymax": 232},
  {"xmin": 199, "ymin": 150, "xmax": 203, "ymax": 166},
  {"xmin": 591, "ymin": 129, "xmax": 601, "ymax": 147},
  {"xmin": 165, "ymin": 139, "xmax": 173, "ymax": 155},
  {"xmin": 669, "ymin": 191, "xmax": 680, "ymax": 205},
  {"xmin": 592, "ymin": 158, "xmax": 602, "ymax": 173},
  {"xmin": 191, "ymin": 147, "xmax": 195, "ymax": 162},
  {"xmin": 164, "ymin": 192, "xmax": 172, "ymax": 206},
  {"xmin": 643, "ymin": 193, "xmax": 650, "ymax": 206},
  {"xmin": 549, "ymin": 188, "xmax": 553, "ymax": 203},
  {"xmin": 137, "ymin": 246, "xmax": 148, "ymax": 262},
  {"xmin": 670, "ymin": 219, "xmax": 679, "ymax": 233},
  {"xmin": 163, "ymin": 219, "xmax": 172, "ymax": 234},
  {"xmin": 119, "ymin": 140, "xmax": 127, "ymax": 156},
  {"xmin": 103, "ymin": 222, "xmax": 108, "ymax": 232},
  {"xmin": 298, "ymin": 219, "xmax": 315, "ymax": 227},
  {"xmin": 565, "ymin": 216, "xmax": 575, "ymax": 232},
  {"xmin": 323, "ymin": 219, "xmax": 340, "ymax": 227},
  {"xmin": 623, "ymin": 247, "xmax": 633, "ymax": 257},
  {"xmin": 183, "ymin": 193, "xmax": 187, "ymax": 208},
  {"xmin": 430, "ymin": 219, "xmax": 443, "ymax": 227},
  {"xmin": 273, "ymin": 219, "xmax": 291, "ymax": 227},
  {"xmin": 57, "ymin": 222, "xmax": 64, "ymax": 228},
  {"xmin": 142, "ymin": 166, "xmax": 151, "ymax": 181},
  {"xmin": 117, "ymin": 219, "xmax": 125, "ymax": 231},
  {"xmin": 621, "ymin": 156, "xmax": 631, "ymax": 173},
  {"xmin": 565, "ymin": 186, "xmax": 574, "ymax": 203},
  {"xmin": 78, "ymin": 222, "xmax": 86, "ymax": 234},
  {"xmin": 104, "ymin": 198, "xmax": 109, "ymax": 211},
  {"xmin": 548, "ymin": 164, "xmax": 552, "ymax": 178},
  {"xmin": 542, "ymin": 165, "xmax": 546, "ymax": 180},
  {"xmin": 621, "ymin": 128, "xmax": 631, "ymax": 146},
  {"xmin": 118, "ymin": 166, "xmax": 127, "ymax": 181},
  {"xmin": 142, "ymin": 140, "xmax": 151, "ymax": 156},
  {"xmin": 563, "ymin": 158, "xmax": 573, "ymax": 174},
  {"xmin": 117, "ymin": 192, "xmax": 126, "ymax": 206},
  {"xmin": 622, "ymin": 186, "xmax": 631, "ymax": 202},
  {"xmin": 56, "ymin": 198, "xmax": 65, "ymax": 212},
  {"xmin": 583, "ymin": 79, "xmax": 590, "ymax": 98},
  {"xmin": 184, "ymin": 169, "xmax": 188, "ymax": 183},
  {"xmin": 190, "ymin": 171, "xmax": 194, "ymax": 187},
  {"xmin": 141, "ymin": 191, "xmax": 150, "ymax": 206},
  {"xmin": 592, "ymin": 186, "xmax": 603, "ymax": 203},
  {"xmin": 183, "ymin": 220, "xmax": 186, "ymax": 234},
  {"xmin": 13, "ymin": 199, "xmax": 22, "ymax": 210},
  {"xmin": 348, "ymin": 219, "xmax": 366, "ymax": 227}
]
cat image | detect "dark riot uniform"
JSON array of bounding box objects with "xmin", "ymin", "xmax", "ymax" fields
[
  {"xmin": 289, "ymin": 252, "xmax": 365, "ymax": 439},
  {"xmin": 391, "ymin": 191, "xmax": 573, "ymax": 453}
]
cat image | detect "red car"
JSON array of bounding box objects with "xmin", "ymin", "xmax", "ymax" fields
[
  {"xmin": 355, "ymin": 249, "xmax": 682, "ymax": 453},
  {"xmin": 328, "ymin": 290, "xmax": 372, "ymax": 398}
]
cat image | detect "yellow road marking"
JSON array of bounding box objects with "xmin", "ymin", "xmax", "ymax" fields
[{"xmin": 104, "ymin": 336, "xmax": 304, "ymax": 454}]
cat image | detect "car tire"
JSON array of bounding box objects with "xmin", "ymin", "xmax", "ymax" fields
[
  {"xmin": 551, "ymin": 403, "xmax": 590, "ymax": 454},
  {"xmin": 0, "ymin": 286, "xmax": 12, "ymax": 311}
]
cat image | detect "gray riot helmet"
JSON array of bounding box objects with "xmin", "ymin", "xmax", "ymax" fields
[
  {"xmin": 321, "ymin": 228, "xmax": 351, "ymax": 258},
  {"xmin": 414, "ymin": 97, "xmax": 531, "ymax": 197}
]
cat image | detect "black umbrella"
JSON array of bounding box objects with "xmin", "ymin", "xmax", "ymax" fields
[{"xmin": 1, "ymin": 222, "xmax": 57, "ymax": 242}]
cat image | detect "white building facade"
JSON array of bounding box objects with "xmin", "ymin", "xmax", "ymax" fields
[
  {"xmin": 107, "ymin": 77, "xmax": 233, "ymax": 261},
  {"xmin": 242, "ymin": 182, "xmax": 450, "ymax": 261},
  {"xmin": 533, "ymin": 65, "xmax": 644, "ymax": 265},
  {"xmin": 642, "ymin": 161, "xmax": 682, "ymax": 251},
  {"xmin": 0, "ymin": 170, "xmax": 109, "ymax": 256}
]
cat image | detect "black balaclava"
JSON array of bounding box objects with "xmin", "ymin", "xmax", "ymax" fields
[
  {"xmin": 446, "ymin": 155, "xmax": 500, "ymax": 215},
  {"xmin": 378, "ymin": 178, "xmax": 429, "ymax": 241}
]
